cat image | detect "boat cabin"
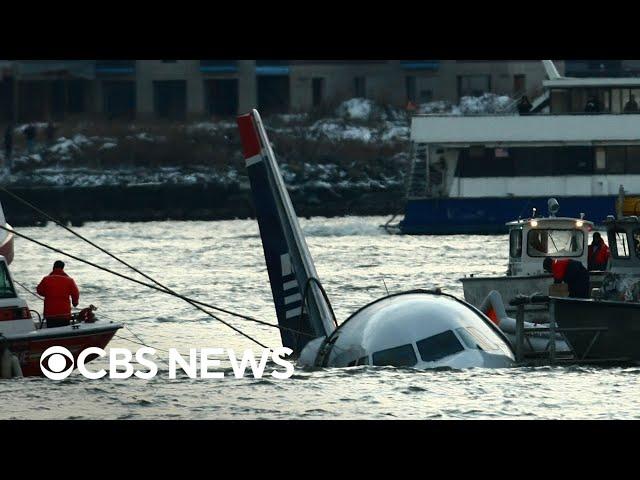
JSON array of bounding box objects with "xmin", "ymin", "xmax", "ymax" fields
[
  {"xmin": 506, "ymin": 216, "xmax": 593, "ymax": 276},
  {"xmin": 545, "ymin": 77, "xmax": 640, "ymax": 115},
  {"xmin": 604, "ymin": 215, "xmax": 640, "ymax": 274},
  {"xmin": 0, "ymin": 256, "xmax": 33, "ymax": 336}
]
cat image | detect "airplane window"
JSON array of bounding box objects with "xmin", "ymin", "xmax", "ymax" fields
[
  {"xmin": 456, "ymin": 328, "xmax": 480, "ymax": 350},
  {"xmin": 372, "ymin": 344, "xmax": 417, "ymax": 367},
  {"xmin": 456, "ymin": 327, "xmax": 498, "ymax": 351},
  {"xmin": 416, "ymin": 330, "xmax": 464, "ymax": 363}
]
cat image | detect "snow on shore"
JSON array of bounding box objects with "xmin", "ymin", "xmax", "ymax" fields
[{"xmin": 2, "ymin": 94, "xmax": 510, "ymax": 188}]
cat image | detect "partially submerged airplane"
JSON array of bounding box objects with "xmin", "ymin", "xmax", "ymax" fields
[{"xmin": 237, "ymin": 110, "xmax": 515, "ymax": 369}]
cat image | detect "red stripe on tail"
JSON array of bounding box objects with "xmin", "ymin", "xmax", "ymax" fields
[{"xmin": 237, "ymin": 113, "xmax": 261, "ymax": 158}]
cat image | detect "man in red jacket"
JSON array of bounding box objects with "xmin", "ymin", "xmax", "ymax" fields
[
  {"xmin": 543, "ymin": 256, "xmax": 590, "ymax": 298},
  {"xmin": 588, "ymin": 232, "xmax": 610, "ymax": 271},
  {"xmin": 36, "ymin": 260, "xmax": 80, "ymax": 328}
]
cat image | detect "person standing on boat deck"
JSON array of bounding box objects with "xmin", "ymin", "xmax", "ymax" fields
[
  {"xmin": 543, "ymin": 257, "xmax": 590, "ymax": 298},
  {"xmin": 588, "ymin": 232, "xmax": 610, "ymax": 271},
  {"xmin": 584, "ymin": 96, "xmax": 600, "ymax": 113},
  {"xmin": 517, "ymin": 96, "xmax": 532, "ymax": 115},
  {"xmin": 36, "ymin": 261, "xmax": 80, "ymax": 328},
  {"xmin": 624, "ymin": 94, "xmax": 639, "ymax": 113}
]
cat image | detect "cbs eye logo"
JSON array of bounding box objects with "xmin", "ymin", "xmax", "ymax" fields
[{"xmin": 40, "ymin": 346, "xmax": 75, "ymax": 380}]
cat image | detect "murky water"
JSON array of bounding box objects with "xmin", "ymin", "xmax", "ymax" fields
[{"xmin": 1, "ymin": 216, "xmax": 638, "ymax": 419}]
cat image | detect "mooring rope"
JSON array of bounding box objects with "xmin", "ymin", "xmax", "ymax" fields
[
  {"xmin": 0, "ymin": 186, "xmax": 320, "ymax": 335},
  {"xmin": 0, "ymin": 187, "xmax": 318, "ymax": 349}
]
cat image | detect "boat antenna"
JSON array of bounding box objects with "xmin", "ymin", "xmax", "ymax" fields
[{"xmin": 381, "ymin": 275, "xmax": 390, "ymax": 295}]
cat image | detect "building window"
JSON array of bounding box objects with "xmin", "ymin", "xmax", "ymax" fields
[
  {"xmin": 312, "ymin": 77, "xmax": 324, "ymax": 107},
  {"xmin": 354, "ymin": 76, "xmax": 366, "ymax": 98},
  {"xmin": 153, "ymin": 80, "xmax": 187, "ymax": 120},
  {"xmin": 513, "ymin": 74, "xmax": 526, "ymax": 94},
  {"xmin": 205, "ymin": 79, "xmax": 239, "ymax": 117},
  {"xmin": 103, "ymin": 81, "xmax": 135, "ymax": 120},
  {"xmin": 419, "ymin": 89, "xmax": 433, "ymax": 103},
  {"xmin": 457, "ymin": 74, "xmax": 491, "ymax": 99},
  {"xmin": 257, "ymin": 75, "xmax": 290, "ymax": 114},
  {"xmin": 406, "ymin": 76, "xmax": 416, "ymax": 103}
]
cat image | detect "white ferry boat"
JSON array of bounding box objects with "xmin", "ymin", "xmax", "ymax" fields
[{"xmin": 399, "ymin": 61, "xmax": 640, "ymax": 234}]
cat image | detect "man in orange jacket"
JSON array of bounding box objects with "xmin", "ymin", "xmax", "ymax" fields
[
  {"xmin": 36, "ymin": 260, "xmax": 80, "ymax": 328},
  {"xmin": 543, "ymin": 256, "xmax": 590, "ymax": 298}
]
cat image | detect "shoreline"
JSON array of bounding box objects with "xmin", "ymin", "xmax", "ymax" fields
[{"xmin": 0, "ymin": 183, "xmax": 405, "ymax": 226}]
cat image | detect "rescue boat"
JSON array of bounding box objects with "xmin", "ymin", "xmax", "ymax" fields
[
  {"xmin": 547, "ymin": 188, "xmax": 640, "ymax": 362},
  {"xmin": 460, "ymin": 198, "xmax": 606, "ymax": 323},
  {"xmin": 0, "ymin": 255, "xmax": 121, "ymax": 377}
]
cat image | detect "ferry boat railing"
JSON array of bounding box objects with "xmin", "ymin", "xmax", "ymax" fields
[
  {"xmin": 406, "ymin": 142, "xmax": 428, "ymax": 199},
  {"xmin": 509, "ymin": 295, "xmax": 614, "ymax": 365}
]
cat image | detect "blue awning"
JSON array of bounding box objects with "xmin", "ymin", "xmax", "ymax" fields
[
  {"xmin": 400, "ymin": 60, "xmax": 439, "ymax": 71},
  {"xmin": 200, "ymin": 61, "xmax": 238, "ymax": 74},
  {"xmin": 200, "ymin": 65, "xmax": 238, "ymax": 73},
  {"xmin": 256, "ymin": 65, "xmax": 290, "ymax": 76}
]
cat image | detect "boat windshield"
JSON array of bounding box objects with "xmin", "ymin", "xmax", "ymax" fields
[
  {"xmin": 0, "ymin": 263, "xmax": 16, "ymax": 299},
  {"xmin": 527, "ymin": 229, "xmax": 584, "ymax": 257}
]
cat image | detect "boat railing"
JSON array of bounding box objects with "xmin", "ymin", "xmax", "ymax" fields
[
  {"xmin": 411, "ymin": 110, "xmax": 640, "ymax": 118},
  {"xmin": 509, "ymin": 294, "xmax": 614, "ymax": 365}
]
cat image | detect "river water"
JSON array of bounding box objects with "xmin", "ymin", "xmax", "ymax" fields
[{"xmin": 1, "ymin": 216, "xmax": 638, "ymax": 419}]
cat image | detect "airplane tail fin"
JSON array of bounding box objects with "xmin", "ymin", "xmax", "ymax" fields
[{"xmin": 236, "ymin": 110, "xmax": 336, "ymax": 355}]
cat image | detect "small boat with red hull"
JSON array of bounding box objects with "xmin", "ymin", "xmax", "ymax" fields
[{"xmin": 0, "ymin": 256, "xmax": 121, "ymax": 377}]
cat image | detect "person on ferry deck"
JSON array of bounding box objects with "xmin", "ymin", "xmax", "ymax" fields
[
  {"xmin": 517, "ymin": 96, "xmax": 532, "ymax": 115},
  {"xmin": 588, "ymin": 232, "xmax": 610, "ymax": 271},
  {"xmin": 624, "ymin": 94, "xmax": 639, "ymax": 113},
  {"xmin": 543, "ymin": 257, "xmax": 590, "ymax": 298},
  {"xmin": 584, "ymin": 96, "xmax": 600, "ymax": 113},
  {"xmin": 36, "ymin": 260, "xmax": 80, "ymax": 328}
]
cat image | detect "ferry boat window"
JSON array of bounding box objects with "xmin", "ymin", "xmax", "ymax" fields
[
  {"xmin": 620, "ymin": 89, "xmax": 640, "ymax": 113},
  {"xmin": 550, "ymin": 147, "xmax": 593, "ymax": 175},
  {"xmin": 608, "ymin": 230, "xmax": 630, "ymax": 258},
  {"xmin": 457, "ymin": 148, "xmax": 515, "ymax": 177},
  {"xmin": 627, "ymin": 147, "xmax": 640, "ymax": 174},
  {"xmin": 551, "ymin": 89, "xmax": 569, "ymax": 113},
  {"xmin": 527, "ymin": 229, "xmax": 584, "ymax": 257},
  {"xmin": 416, "ymin": 330, "xmax": 464, "ymax": 363},
  {"xmin": 605, "ymin": 147, "xmax": 626, "ymax": 174},
  {"xmin": 0, "ymin": 263, "xmax": 16, "ymax": 298},
  {"xmin": 357, "ymin": 356, "xmax": 369, "ymax": 366},
  {"xmin": 509, "ymin": 229, "xmax": 522, "ymax": 258},
  {"xmin": 372, "ymin": 344, "xmax": 417, "ymax": 367}
]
